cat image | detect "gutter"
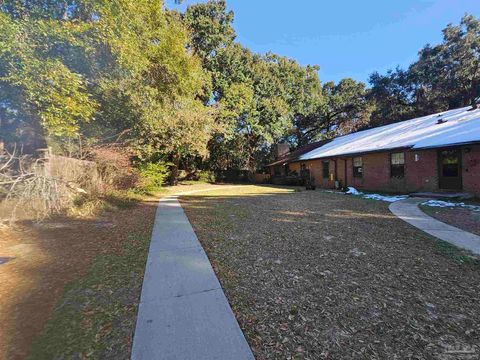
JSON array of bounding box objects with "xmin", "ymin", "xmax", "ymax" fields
[
  {"xmin": 412, "ymin": 140, "xmax": 480, "ymax": 151},
  {"xmin": 298, "ymin": 146, "xmax": 414, "ymax": 162}
]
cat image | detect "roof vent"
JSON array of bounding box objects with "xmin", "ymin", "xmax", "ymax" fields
[{"xmin": 437, "ymin": 118, "xmax": 447, "ymax": 124}]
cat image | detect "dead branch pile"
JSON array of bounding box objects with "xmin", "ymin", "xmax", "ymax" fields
[
  {"xmin": 0, "ymin": 148, "xmax": 103, "ymax": 222},
  {"xmin": 86, "ymin": 144, "xmax": 138, "ymax": 190}
]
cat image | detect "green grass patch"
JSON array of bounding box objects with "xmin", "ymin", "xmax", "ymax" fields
[
  {"xmin": 102, "ymin": 191, "xmax": 141, "ymax": 209},
  {"xmin": 70, "ymin": 190, "xmax": 142, "ymax": 218},
  {"xmin": 28, "ymin": 232, "xmax": 151, "ymax": 359},
  {"xmin": 179, "ymin": 179, "xmax": 209, "ymax": 185},
  {"xmin": 435, "ymin": 239, "xmax": 480, "ymax": 265},
  {"xmin": 419, "ymin": 204, "xmax": 443, "ymax": 217}
]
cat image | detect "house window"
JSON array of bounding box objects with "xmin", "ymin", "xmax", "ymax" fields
[
  {"xmin": 322, "ymin": 161, "xmax": 329, "ymax": 179},
  {"xmin": 353, "ymin": 157, "xmax": 363, "ymax": 178},
  {"xmin": 390, "ymin": 152, "xmax": 405, "ymax": 178}
]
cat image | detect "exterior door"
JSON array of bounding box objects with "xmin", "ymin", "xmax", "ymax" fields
[{"xmin": 438, "ymin": 149, "xmax": 462, "ymax": 190}]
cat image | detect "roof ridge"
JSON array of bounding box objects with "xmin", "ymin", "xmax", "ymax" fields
[{"xmin": 296, "ymin": 106, "xmax": 480, "ymax": 161}]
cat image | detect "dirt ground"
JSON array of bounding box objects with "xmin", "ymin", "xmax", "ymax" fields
[
  {"xmin": 420, "ymin": 205, "xmax": 480, "ymax": 236},
  {"xmin": 181, "ymin": 187, "xmax": 480, "ymax": 360},
  {"xmin": 0, "ymin": 201, "xmax": 157, "ymax": 360},
  {"xmin": 0, "ymin": 182, "xmax": 217, "ymax": 360}
]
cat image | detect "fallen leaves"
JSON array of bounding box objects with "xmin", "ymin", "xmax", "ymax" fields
[{"xmin": 182, "ymin": 187, "xmax": 480, "ymax": 360}]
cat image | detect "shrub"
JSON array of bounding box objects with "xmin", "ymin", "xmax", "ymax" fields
[
  {"xmin": 137, "ymin": 162, "xmax": 172, "ymax": 193},
  {"xmin": 197, "ymin": 170, "xmax": 216, "ymax": 183},
  {"xmin": 89, "ymin": 146, "xmax": 138, "ymax": 190}
]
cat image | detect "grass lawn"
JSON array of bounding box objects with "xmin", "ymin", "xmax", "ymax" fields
[
  {"xmin": 0, "ymin": 182, "xmax": 218, "ymax": 360},
  {"xmin": 180, "ymin": 186, "xmax": 480, "ymax": 360}
]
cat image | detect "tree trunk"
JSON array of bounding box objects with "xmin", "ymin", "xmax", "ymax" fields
[
  {"xmin": 169, "ymin": 153, "xmax": 181, "ymax": 186},
  {"xmin": 470, "ymin": 79, "xmax": 479, "ymax": 108},
  {"xmin": 0, "ymin": 122, "xmax": 4, "ymax": 153}
]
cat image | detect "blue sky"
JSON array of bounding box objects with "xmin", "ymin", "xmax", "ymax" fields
[{"xmin": 166, "ymin": 0, "xmax": 480, "ymax": 84}]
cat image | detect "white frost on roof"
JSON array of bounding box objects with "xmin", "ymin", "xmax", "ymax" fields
[{"xmin": 300, "ymin": 106, "xmax": 480, "ymax": 160}]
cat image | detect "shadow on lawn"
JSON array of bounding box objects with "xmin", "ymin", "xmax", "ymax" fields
[
  {"xmin": 0, "ymin": 184, "xmax": 282, "ymax": 359},
  {"xmin": 179, "ymin": 189, "xmax": 480, "ymax": 359},
  {"xmin": 1, "ymin": 184, "xmax": 479, "ymax": 359},
  {"xmin": 0, "ymin": 197, "xmax": 160, "ymax": 360}
]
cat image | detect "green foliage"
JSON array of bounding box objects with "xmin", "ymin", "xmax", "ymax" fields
[
  {"xmin": 294, "ymin": 78, "xmax": 371, "ymax": 145},
  {"xmin": 184, "ymin": 0, "xmax": 235, "ymax": 60},
  {"xmin": 368, "ymin": 68, "xmax": 416, "ymax": 126},
  {"xmin": 182, "ymin": 1, "xmax": 329, "ymax": 170},
  {"xmin": 93, "ymin": 0, "xmax": 215, "ymax": 179},
  {"xmin": 0, "ymin": 13, "xmax": 96, "ymax": 144},
  {"xmin": 137, "ymin": 162, "xmax": 172, "ymax": 193},
  {"xmin": 200, "ymin": 39, "xmax": 324, "ymax": 170},
  {"xmin": 369, "ymin": 14, "xmax": 480, "ymax": 126},
  {"xmin": 1, "ymin": 0, "xmax": 479, "ymax": 181},
  {"xmin": 197, "ymin": 170, "xmax": 216, "ymax": 183},
  {"xmin": 414, "ymin": 14, "xmax": 480, "ymax": 107},
  {"xmin": 1, "ymin": 0, "xmax": 215, "ymax": 180}
]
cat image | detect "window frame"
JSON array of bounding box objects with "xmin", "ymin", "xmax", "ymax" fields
[
  {"xmin": 353, "ymin": 156, "xmax": 363, "ymax": 178},
  {"xmin": 322, "ymin": 161, "xmax": 330, "ymax": 179},
  {"xmin": 390, "ymin": 152, "xmax": 405, "ymax": 179}
]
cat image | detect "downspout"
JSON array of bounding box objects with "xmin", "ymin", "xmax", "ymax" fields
[
  {"xmin": 333, "ymin": 159, "xmax": 338, "ymax": 189},
  {"xmin": 344, "ymin": 158, "xmax": 348, "ymax": 189}
]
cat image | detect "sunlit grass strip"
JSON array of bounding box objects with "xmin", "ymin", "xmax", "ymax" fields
[{"xmin": 27, "ymin": 231, "xmax": 151, "ymax": 359}]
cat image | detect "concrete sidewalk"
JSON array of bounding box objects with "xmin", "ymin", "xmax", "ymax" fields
[
  {"xmin": 131, "ymin": 194, "xmax": 254, "ymax": 360},
  {"xmin": 390, "ymin": 198, "xmax": 480, "ymax": 255}
]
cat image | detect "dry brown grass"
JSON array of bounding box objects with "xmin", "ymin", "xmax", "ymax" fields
[
  {"xmin": 0, "ymin": 182, "xmax": 220, "ymax": 360},
  {"xmin": 420, "ymin": 205, "xmax": 480, "ymax": 236},
  {"xmin": 0, "ymin": 200, "xmax": 157, "ymax": 360},
  {"xmin": 181, "ymin": 188, "xmax": 480, "ymax": 360}
]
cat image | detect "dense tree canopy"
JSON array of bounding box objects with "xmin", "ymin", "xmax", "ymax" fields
[
  {"xmin": 0, "ymin": 0, "xmax": 214, "ymax": 173},
  {"xmin": 0, "ymin": 11, "xmax": 96, "ymax": 150},
  {"xmin": 293, "ymin": 78, "xmax": 370, "ymax": 146},
  {"xmin": 1, "ymin": 0, "xmax": 479, "ymax": 175},
  {"xmin": 369, "ymin": 14, "xmax": 480, "ymax": 127}
]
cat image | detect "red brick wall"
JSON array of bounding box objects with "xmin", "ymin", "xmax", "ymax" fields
[
  {"xmin": 289, "ymin": 162, "xmax": 301, "ymax": 174},
  {"xmin": 304, "ymin": 159, "xmax": 335, "ymax": 188},
  {"xmin": 270, "ymin": 145, "xmax": 480, "ymax": 197},
  {"xmin": 335, "ymin": 158, "xmax": 348, "ymax": 187},
  {"xmin": 303, "ymin": 147, "xmax": 479, "ymax": 196},
  {"xmin": 405, "ymin": 150, "xmax": 438, "ymax": 192},
  {"xmin": 342, "ymin": 150, "xmax": 440, "ymax": 193},
  {"xmin": 463, "ymin": 145, "xmax": 480, "ymax": 197}
]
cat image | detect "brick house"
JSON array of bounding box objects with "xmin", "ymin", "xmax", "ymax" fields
[{"xmin": 268, "ymin": 106, "xmax": 480, "ymax": 197}]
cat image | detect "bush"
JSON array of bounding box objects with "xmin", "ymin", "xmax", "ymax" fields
[
  {"xmin": 137, "ymin": 162, "xmax": 172, "ymax": 193},
  {"xmin": 197, "ymin": 170, "xmax": 216, "ymax": 183},
  {"xmin": 90, "ymin": 146, "xmax": 138, "ymax": 190}
]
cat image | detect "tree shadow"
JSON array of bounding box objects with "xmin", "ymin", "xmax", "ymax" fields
[
  {"xmin": 179, "ymin": 189, "xmax": 480, "ymax": 359},
  {"xmin": 0, "ymin": 197, "xmax": 159, "ymax": 359}
]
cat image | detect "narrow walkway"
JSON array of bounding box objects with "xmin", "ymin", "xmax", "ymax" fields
[
  {"xmin": 131, "ymin": 191, "xmax": 254, "ymax": 360},
  {"xmin": 389, "ymin": 197, "xmax": 480, "ymax": 255}
]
